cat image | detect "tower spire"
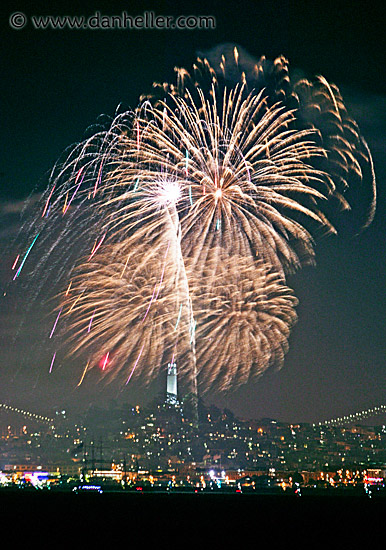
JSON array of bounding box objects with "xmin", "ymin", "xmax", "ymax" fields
[{"xmin": 166, "ymin": 361, "xmax": 178, "ymax": 405}]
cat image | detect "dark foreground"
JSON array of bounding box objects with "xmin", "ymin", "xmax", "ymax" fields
[{"xmin": 2, "ymin": 487, "xmax": 386, "ymax": 540}]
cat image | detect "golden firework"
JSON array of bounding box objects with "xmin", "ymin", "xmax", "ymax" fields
[{"xmin": 18, "ymin": 46, "xmax": 375, "ymax": 394}]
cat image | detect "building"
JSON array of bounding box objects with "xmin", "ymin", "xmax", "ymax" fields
[{"xmin": 166, "ymin": 362, "xmax": 178, "ymax": 405}]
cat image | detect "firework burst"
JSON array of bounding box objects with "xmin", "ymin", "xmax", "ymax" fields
[
  {"xmin": 8, "ymin": 45, "xmax": 376, "ymax": 396},
  {"xmin": 60, "ymin": 238, "xmax": 187, "ymax": 385},
  {"xmin": 185, "ymin": 249, "xmax": 298, "ymax": 393}
]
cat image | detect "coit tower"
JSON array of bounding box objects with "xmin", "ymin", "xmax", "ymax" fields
[{"xmin": 166, "ymin": 362, "xmax": 178, "ymax": 405}]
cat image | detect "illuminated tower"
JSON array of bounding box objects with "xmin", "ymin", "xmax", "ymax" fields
[{"xmin": 166, "ymin": 362, "xmax": 178, "ymax": 405}]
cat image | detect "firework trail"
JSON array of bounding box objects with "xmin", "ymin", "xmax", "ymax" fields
[
  {"xmin": 57, "ymin": 152, "xmax": 199, "ymax": 392},
  {"xmin": 7, "ymin": 45, "xmax": 376, "ymax": 395}
]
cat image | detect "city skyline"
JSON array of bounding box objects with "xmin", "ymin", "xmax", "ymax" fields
[
  {"xmin": 2, "ymin": 391, "xmax": 386, "ymax": 481},
  {"xmin": 0, "ymin": 0, "xmax": 385, "ymax": 424}
]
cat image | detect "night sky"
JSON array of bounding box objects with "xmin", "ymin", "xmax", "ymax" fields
[{"xmin": 1, "ymin": 0, "xmax": 385, "ymax": 423}]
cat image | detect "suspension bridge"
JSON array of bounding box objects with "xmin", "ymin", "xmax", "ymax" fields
[
  {"xmin": 0, "ymin": 403, "xmax": 55, "ymax": 426},
  {"xmin": 2, "ymin": 401, "xmax": 386, "ymax": 429},
  {"xmin": 313, "ymin": 405, "xmax": 386, "ymax": 428}
]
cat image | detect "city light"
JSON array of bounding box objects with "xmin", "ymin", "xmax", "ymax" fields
[{"xmin": 2, "ymin": 398, "xmax": 386, "ymax": 497}]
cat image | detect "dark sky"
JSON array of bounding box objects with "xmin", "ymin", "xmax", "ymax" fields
[{"xmin": 0, "ymin": 0, "xmax": 385, "ymax": 423}]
